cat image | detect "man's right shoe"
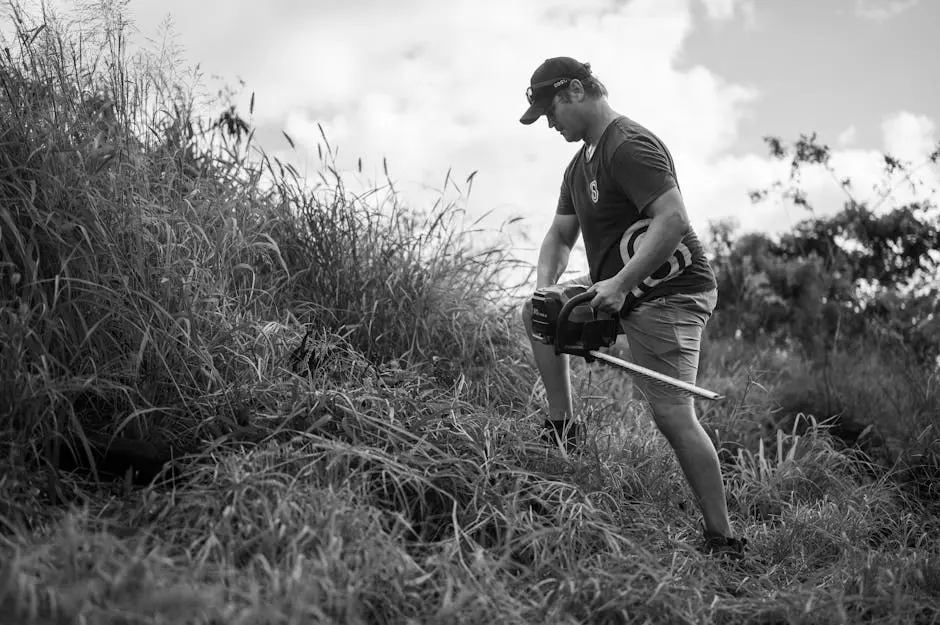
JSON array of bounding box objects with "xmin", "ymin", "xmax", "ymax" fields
[
  {"xmin": 540, "ymin": 419, "xmax": 585, "ymax": 454},
  {"xmin": 701, "ymin": 529, "xmax": 747, "ymax": 560}
]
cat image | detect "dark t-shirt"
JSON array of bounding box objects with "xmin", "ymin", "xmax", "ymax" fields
[{"xmin": 556, "ymin": 115, "xmax": 716, "ymax": 313}]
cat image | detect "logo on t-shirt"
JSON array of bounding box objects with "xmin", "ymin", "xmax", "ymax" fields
[
  {"xmin": 589, "ymin": 180, "xmax": 598, "ymax": 203},
  {"xmin": 621, "ymin": 218, "xmax": 692, "ymax": 299}
]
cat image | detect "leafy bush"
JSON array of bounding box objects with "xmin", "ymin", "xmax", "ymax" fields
[{"xmin": 707, "ymin": 133, "xmax": 940, "ymax": 365}]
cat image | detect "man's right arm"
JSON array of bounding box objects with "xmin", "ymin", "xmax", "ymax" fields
[{"xmin": 536, "ymin": 214, "xmax": 580, "ymax": 288}]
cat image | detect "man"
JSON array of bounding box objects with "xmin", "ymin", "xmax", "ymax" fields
[{"xmin": 519, "ymin": 56, "xmax": 746, "ymax": 559}]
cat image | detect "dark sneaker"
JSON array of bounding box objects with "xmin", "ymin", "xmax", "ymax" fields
[
  {"xmin": 540, "ymin": 419, "xmax": 585, "ymax": 454},
  {"xmin": 701, "ymin": 530, "xmax": 747, "ymax": 560}
]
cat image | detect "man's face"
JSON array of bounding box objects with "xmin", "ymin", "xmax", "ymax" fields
[{"xmin": 545, "ymin": 92, "xmax": 582, "ymax": 143}]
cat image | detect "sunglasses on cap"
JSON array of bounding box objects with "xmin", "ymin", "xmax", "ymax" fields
[{"xmin": 525, "ymin": 77, "xmax": 572, "ymax": 105}]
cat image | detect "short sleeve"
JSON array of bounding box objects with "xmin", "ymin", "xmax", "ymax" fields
[
  {"xmin": 611, "ymin": 136, "xmax": 677, "ymax": 214},
  {"xmin": 556, "ymin": 178, "xmax": 575, "ymax": 215}
]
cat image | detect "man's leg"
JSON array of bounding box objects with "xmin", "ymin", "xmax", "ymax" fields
[
  {"xmin": 522, "ymin": 298, "xmax": 573, "ymax": 421},
  {"xmin": 521, "ymin": 276, "xmax": 593, "ymax": 448},
  {"xmin": 622, "ymin": 290, "xmax": 734, "ymax": 538},
  {"xmin": 647, "ymin": 397, "xmax": 731, "ymax": 537}
]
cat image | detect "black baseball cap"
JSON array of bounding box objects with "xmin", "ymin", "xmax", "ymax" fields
[{"xmin": 519, "ymin": 57, "xmax": 593, "ymax": 125}]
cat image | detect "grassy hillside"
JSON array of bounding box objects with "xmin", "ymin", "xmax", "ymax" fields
[{"xmin": 1, "ymin": 5, "xmax": 938, "ymax": 624}]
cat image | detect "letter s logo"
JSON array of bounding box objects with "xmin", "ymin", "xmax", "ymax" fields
[{"xmin": 589, "ymin": 180, "xmax": 598, "ymax": 203}]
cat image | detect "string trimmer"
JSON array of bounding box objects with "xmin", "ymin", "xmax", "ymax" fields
[{"xmin": 530, "ymin": 285, "xmax": 723, "ymax": 401}]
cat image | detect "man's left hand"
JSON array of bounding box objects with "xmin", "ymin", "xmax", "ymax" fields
[{"xmin": 588, "ymin": 277, "xmax": 629, "ymax": 315}]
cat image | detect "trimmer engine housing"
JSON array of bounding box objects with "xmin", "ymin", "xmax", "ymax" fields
[{"xmin": 530, "ymin": 285, "xmax": 620, "ymax": 360}]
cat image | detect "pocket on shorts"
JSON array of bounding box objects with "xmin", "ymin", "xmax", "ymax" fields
[
  {"xmin": 622, "ymin": 290, "xmax": 715, "ymax": 375},
  {"xmin": 658, "ymin": 289, "xmax": 717, "ymax": 324}
]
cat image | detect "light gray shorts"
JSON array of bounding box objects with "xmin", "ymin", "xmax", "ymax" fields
[{"xmin": 563, "ymin": 274, "xmax": 717, "ymax": 406}]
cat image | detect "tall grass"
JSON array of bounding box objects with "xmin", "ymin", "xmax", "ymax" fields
[
  {"xmin": 1, "ymin": 3, "xmax": 939, "ymax": 624},
  {"xmin": 0, "ymin": 0, "xmax": 531, "ymax": 456}
]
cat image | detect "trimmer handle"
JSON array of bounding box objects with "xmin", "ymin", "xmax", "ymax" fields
[{"xmin": 554, "ymin": 290, "xmax": 595, "ymax": 356}]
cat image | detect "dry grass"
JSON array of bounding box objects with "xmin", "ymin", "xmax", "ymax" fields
[{"xmin": 1, "ymin": 3, "xmax": 939, "ymax": 624}]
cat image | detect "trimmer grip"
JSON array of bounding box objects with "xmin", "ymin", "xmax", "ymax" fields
[{"xmin": 555, "ymin": 291, "xmax": 595, "ymax": 356}]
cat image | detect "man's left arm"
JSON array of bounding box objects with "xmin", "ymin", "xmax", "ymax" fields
[{"xmin": 588, "ymin": 187, "xmax": 690, "ymax": 312}]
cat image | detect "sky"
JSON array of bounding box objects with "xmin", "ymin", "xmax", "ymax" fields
[{"xmin": 14, "ymin": 0, "xmax": 940, "ymax": 277}]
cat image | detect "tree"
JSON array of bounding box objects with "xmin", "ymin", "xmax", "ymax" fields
[{"xmin": 709, "ymin": 133, "xmax": 940, "ymax": 365}]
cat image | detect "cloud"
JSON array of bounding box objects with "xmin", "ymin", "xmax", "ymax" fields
[
  {"xmin": 697, "ymin": 0, "xmax": 757, "ymax": 26},
  {"xmin": 837, "ymin": 126, "xmax": 858, "ymax": 147},
  {"xmin": 882, "ymin": 111, "xmax": 937, "ymax": 163},
  {"xmin": 698, "ymin": 111, "xmax": 939, "ymax": 241},
  {"xmin": 855, "ymin": 0, "xmax": 919, "ymax": 21}
]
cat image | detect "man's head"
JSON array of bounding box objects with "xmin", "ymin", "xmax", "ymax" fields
[{"xmin": 519, "ymin": 57, "xmax": 608, "ymax": 141}]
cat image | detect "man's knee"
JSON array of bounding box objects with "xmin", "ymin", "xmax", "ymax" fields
[{"xmin": 648, "ymin": 399, "xmax": 697, "ymax": 440}]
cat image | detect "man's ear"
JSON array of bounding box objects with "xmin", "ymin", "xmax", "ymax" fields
[{"xmin": 568, "ymin": 79, "xmax": 587, "ymax": 101}]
